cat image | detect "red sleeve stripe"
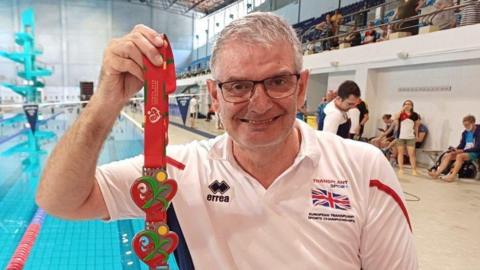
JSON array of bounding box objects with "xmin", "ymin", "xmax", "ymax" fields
[{"xmin": 369, "ymin": 179, "xmax": 412, "ymax": 232}]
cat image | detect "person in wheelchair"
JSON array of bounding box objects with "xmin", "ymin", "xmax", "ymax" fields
[{"xmin": 428, "ymin": 115, "xmax": 480, "ymax": 181}]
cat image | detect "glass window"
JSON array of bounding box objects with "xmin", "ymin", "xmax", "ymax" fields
[{"xmin": 255, "ymin": 0, "xmax": 265, "ymax": 7}]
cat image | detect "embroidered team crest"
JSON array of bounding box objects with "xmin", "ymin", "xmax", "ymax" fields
[{"xmin": 312, "ymin": 188, "xmax": 351, "ymax": 210}]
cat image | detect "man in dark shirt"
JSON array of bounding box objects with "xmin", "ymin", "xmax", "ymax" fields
[{"xmin": 356, "ymin": 99, "xmax": 369, "ymax": 138}]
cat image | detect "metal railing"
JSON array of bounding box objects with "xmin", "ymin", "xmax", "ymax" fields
[
  {"xmin": 304, "ymin": 1, "xmax": 477, "ymax": 51},
  {"xmin": 343, "ymin": 0, "xmax": 401, "ymax": 25},
  {"xmin": 300, "ymin": 0, "xmax": 402, "ymax": 44}
]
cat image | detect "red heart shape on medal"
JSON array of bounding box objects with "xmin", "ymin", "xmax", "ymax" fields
[
  {"xmin": 132, "ymin": 230, "xmax": 179, "ymax": 268},
  {"xmin": 159, "ymin": 179, "xmax": 178, "ymax": 202},
  {"xmin": 130, "ymin": 177, "xmax": 178, "ymax": 213}
]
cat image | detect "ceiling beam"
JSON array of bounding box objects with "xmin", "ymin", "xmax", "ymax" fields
[
  {"xmin": 166, "ymin": 0, "xmax": 179, "ymax": 9},
  {"xmin": 184, "ymin": 0, "xmax": 208, "ymax": 13}
]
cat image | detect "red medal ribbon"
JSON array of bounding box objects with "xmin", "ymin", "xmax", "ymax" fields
[
  {"xmin": 131, "ymin": 35, "xmax": 184, "ymax": 269},
  {"xmin": 143, "ymin": 36, "xmax": 176, "ymax": 169}
]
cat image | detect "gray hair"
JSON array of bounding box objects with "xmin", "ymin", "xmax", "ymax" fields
[{"xmin": 210, "ymin": 12, "xmax": 303, "ymax": 77}]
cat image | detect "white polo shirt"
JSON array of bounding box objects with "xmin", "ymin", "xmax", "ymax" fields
[
  {"xmin": 347, "ymin": 107, "xmax": 360, "ymax": 135},
  {"xmin": 96, "ymin": 120, "xmax": 417, "ymax": 270},
  {"xmin": 323, "ymin": 100, "xmax": 349, "ymax": 136}
]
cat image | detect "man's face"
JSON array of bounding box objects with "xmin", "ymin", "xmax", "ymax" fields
[
  {"xmin": 463, "ymin": 121, "xmax": 474, "ymax": 131},
  {"xmin": 207, "ymin": 41, "xmax": 309, "ymax": 150},
  {"xmin": 335, "ymin": 95, "xmax": 359, "ymax": 112}
]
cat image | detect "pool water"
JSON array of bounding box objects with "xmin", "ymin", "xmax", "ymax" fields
[{"xmin": 0, "ymin": 105, "xmax": 178, "ymax": 269}]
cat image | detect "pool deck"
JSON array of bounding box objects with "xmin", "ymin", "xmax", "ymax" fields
[{"xmin": 123, "ymin": 107, "xmax": 480, "ymax": 270}]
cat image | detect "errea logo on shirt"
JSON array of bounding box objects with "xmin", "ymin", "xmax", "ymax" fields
[{"xmin": 207, "ymin": 180, "xmax": 230, "ymax": 203}]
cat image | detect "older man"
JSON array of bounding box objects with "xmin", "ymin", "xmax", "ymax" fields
[
  {"xmin": 428, "ymin": 115, "xmax": 480, "ymax": 181},
  {"xmin": 37, "ymin": 12, "xmax": 417, "ymax": 269}
]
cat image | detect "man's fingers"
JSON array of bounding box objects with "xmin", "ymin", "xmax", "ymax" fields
[
  {"xmin": 101, "ymin": 24, "xmax": 168, "ymax": 82},
  {"xmin": 109, "ymin": 56, "xmax": 144, "ymax": 82},
  {"xmin": 132, "ymin": 24, "xmax": 165, "ymax": 48},
  {"xmin": 127, "ymin": 31, "xmax": 163, "ymax": 66},
  {"xmin": 109, "ymin": 24, "xmax": 167, "ymax": 68},
  {"xmin": 111, "ymin": 40, "xmax": 144, "ymax": 69}
]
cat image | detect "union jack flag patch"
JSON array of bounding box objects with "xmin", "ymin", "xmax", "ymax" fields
[{"xmin": 312, "ymin": 188, "xmax": 351, "ymax": 211}]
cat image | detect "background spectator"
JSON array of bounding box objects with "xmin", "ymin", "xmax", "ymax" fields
[
  {"xmin": 416, "ymin": 115, "xmax": 429, "ymax": 148},
  {"xmin": 322, "ymin": 81, "xmax": 361, "ymax": 138},
  {"xmin": 189, "ymin": 95, "xmax": 199, "ymax": 128},
  {"xmin": 395, "ymin": 99, "xmax": 420, "ymax": 175},
  {"xmin": 296, "ymin": 103, "xmax": 307, "ymax": 122},
  {"xmin": 363, "ymin": 22, "xmax": 378, "ymax": 44},
  {"xmin": 419, "ymin": 0, "xmax": 456, "ymax": 29},
  {"xmin": 317, "ymin": 90, "xmax": 337, "ymax": 130},
  {"xmin": 331, "ymin": 9, "xmax": 343, "ymax": 35},
  {"xmin": 460, "ymin": 0, "xmax": 480, "ymax": 26},
  {"xmin": 357, "ymin": 98, "xmax": 369, "ymax": 138},
  {"xmin": 428, "ymin": 115, "xmax": 480, "ymax": 181},
  {"xmin": 377, "ymin": 24, "xmax": 391, "ymax": 41},
  {"xmin": 370, "ymin": 114, "xmax": 395, "ymax": 148},
  {"xmin": 432, "ymin": 0, "xmax": 456, "ymax": 30},
  {"xmin": 345, "ymin": 25, "xmax": 362, "ymax": 46},
  {"xmin": 348, "ymin": 106, "xmax": 361, "ymax": 139},
  {"xmin": 392, "ymin": 0, "xmax": 421, "ymax": 35},
  {"xmin": 206, "ymin": 103, "xmax": 215, "ymax": 122},
  {"xmin": 315, "ymin": 14, "xmax": 335, "ymax": 50}
]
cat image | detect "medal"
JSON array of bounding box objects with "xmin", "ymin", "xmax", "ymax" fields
[{"xmin": 130, "ymin": 35, "xmax": 184, "ymax": 269}]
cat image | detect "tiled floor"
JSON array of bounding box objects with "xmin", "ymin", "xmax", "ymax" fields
[{"xmin": 398, "ymin": 168, "xmax": 480, "ymax": 270}]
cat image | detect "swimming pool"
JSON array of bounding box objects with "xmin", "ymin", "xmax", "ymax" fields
[{"xmin": 0, "ymin": 105, "xmax": 178, "ymax": 269}]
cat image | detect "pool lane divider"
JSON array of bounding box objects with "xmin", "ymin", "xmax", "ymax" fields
[
  {"xmin": 0, "ymin": 112, "xmax": 63, "ymax": 146},
  {"xmin": 0, "ymin": 114, "xmax": 24, "ymax": 124},
  {"xmin": 2, "ymin": 111, "xmax": 64, "ymax": 269},
  {"xmin": 6, "ymin": 208, "xmax": 46, "ymax": 270},
  {"xmin": 0, "ymin": 129, "xmax": 26, "ymax": 145}
]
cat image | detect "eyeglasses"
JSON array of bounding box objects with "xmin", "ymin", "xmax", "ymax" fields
[{"xmin": 217, "ymin": 74, "xmax": 300, "ymax": 103}]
